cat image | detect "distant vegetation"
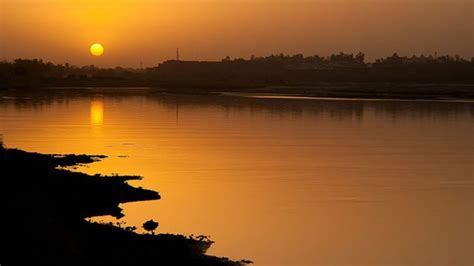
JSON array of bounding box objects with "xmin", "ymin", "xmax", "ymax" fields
[{"xmin": 1, "ymin": 53, "xmax": 474, "ymax": 88}]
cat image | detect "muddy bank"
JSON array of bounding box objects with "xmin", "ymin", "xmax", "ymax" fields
[{"xmin": 0, "ymin": 146, "xmax": 249, "ymax": 265}]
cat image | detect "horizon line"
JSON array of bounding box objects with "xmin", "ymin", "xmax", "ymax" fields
[{"xmin": 2, "ymin": 52, "xmax": 473, "ymax": 69}]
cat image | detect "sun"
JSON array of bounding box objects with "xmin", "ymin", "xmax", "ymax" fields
[{"xmin": 90, "ymin": 43, "xmax": 104, "ymax": 57}]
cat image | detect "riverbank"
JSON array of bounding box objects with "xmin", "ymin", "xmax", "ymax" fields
[
  {"xmin": 0, "ymin": 145, "xmax": 249, "ymax": 265},
  {"xmin": 149, "ymin": 83, "xmax": 474, "ymax": 101},
  {"xmin": 221, "ymin": 83, "xmax": 474, "ymax": 101},
  {"xmin": 2, "ymin": 82, "xmax": 473, "ymax": 101}
]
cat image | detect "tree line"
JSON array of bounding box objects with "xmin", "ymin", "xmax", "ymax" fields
[{"xmin": 1, "ymin": 52, "xmax": 473, "ymax": 88}]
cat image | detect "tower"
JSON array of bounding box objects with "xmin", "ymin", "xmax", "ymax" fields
[{"xmin": 176, "ymin": 48, "xmax": 180, "ymax": 61}]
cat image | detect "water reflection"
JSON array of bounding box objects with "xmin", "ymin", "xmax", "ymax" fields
[
  {"xmin": 0, "ymin": 88, "xmax": 473, "ymax": 266},
  {"xmin": 90, "ymin": 99, "xmax": 104, "ymax": 126},
  {"xmin": 0, "ymin": 88, "xmax": 473, "ymax": 122}
]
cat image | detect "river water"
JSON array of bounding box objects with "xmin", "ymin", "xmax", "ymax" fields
[{"xmin": 1, "ymin": 88, "xmax": 473, "ymax": 266}]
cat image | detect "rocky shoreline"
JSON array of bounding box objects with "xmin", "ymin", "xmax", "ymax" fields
[{"xmin": 0, "ymin": 145, "xmax": 249, "ymax": 265}]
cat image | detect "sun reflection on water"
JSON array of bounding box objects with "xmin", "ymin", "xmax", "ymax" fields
[{"xmin": 90, "ymin": 99, "xmax": 104, "ymax": 126}]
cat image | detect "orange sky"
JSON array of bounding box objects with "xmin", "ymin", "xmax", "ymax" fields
[{"xmin": 1, "ymin": 0, "xmax": 473, "ymax": 67}]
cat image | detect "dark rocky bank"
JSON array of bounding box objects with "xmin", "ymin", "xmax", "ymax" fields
[{"xmin": 0, "ymin": 145, "xmax": 249, "ymax": 265}]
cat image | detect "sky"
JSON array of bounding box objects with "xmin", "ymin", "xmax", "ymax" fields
[{"xmin": 1, "ymin": 0, "xmax": 473, "ymax": 67}]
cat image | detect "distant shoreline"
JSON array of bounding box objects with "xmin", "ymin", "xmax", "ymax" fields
[
  {"xmin": 2, "ymin": 82, "xmax": 473, "ymax": 101},
  {"xmin": 219, "ymin": 92, "xmax": 474, "ymax": 103},
  {"xmin": 2, "ymin": 55, "xmax": 474, "ymax": 93}
]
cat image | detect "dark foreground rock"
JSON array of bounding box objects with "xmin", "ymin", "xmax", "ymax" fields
[{"xmin": 0, "ymin": 145, "xmax": 249, "ymax": 265}]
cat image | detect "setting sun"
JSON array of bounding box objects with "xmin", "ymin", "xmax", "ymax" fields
[
  {"xmin": 1, "ymin": 0, "xmax": 473, "ymax": 265},
  {"xmin": 90, "ymin": 43, "xmax": 104, "ymax": 57}
]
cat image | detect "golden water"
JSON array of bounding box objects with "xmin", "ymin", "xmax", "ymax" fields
[{"xmin": 1, "ymin": 89, "xmax": 473, "ymax": 265}]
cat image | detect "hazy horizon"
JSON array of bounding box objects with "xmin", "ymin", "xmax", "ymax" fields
[{"xmin": 1, "ymin": 0, "xmax": 473, "ymax": 67}]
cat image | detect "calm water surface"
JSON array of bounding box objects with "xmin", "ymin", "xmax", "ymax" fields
[{"xmin": 1, "ymin": 88, "xmax": 473, "ymax": 266}]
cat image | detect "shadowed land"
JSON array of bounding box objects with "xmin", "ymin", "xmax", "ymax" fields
[
  {"xmin": 0, "ymin": 145, "xmax": 250, "ymax": 266},
  {"xmin": 1, "ymin": 53, "xmax": 474, "ymax": 100}
]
